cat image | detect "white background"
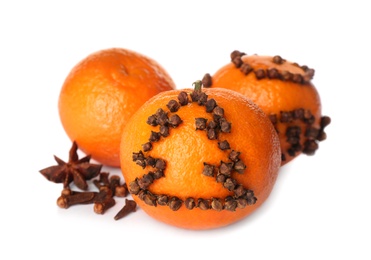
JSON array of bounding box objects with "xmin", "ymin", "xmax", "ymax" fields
[{"xmin": 1, "ymin": 1, "xmax": 370, "ymax": 259}]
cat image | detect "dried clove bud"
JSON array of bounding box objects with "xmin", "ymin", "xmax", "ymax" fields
[
  {"xmin": 195, "ymin": 118, "xmax": 208, "ymax": 130},
  {"xmin": 132, "ymin": 151, "xmax": 145, "ymax": 162},
  {"xmin": 149, "ymin": 131, "xmax": 161, "ymax": 142},
  {"xmin": 230, "ymin": 50, "xmax": 245, "ymax": 61},
  {"xmin": 157, "ymin": 125, "xmax": 168, "ymax": 137},
  {"xmin": 219, "ymin": 161, "xmax": 234, "ymax": 176},
  {"xmin": 202, "ymin": 73, "xmax": 212, "ymax": 88},
  {"xmin": 115, "ymin": 184, "xmax": 128, "ymax": 197},
  {"xmin": 219, "ymin": 118, "xmax": 231, "ymax": 133},
  {"xmin": 229, "ymin": 150, "xmax": 241, "ymax": 162},
  {"xmin": 178, "ymin": 91, "xmax": 189, "ymax": 106},
  {"xmin": 169, "ymin": 197, "xmax": 182, "ymax": 211},
  {"xmin": 205, "ymin": 98, "xmax": 217, "ymax": 113},
  {"xmin": 234, "ymin": 160, "xmax": 246, "ymax": 174},
  {"xmin": 224, "ymin": 197, "xmax": 237, "ymax": 211},
  {"xmin": 114, "ymin": 199, "xmax": 137, "ymax": 220},
  {"xmin": 293, "ymin": 108, "xmax": 304, "ymax": 120},
  {"xmin": 156, "ymin": 112, "xmax": 169, "ymax": 126},
  {"xmin": 144, "ymin": 156, "xmax": 156, "ymax": 168},
  {"xmin": 94, "ymin": 197, "xmax": 116, "ymax": 214},
  {"xmin": 213, "ymin": 106, "xmax": 224, "ymax": 119},
  {"xmin": 280, "ymin": 70, "xmax": 293, "ymax": 81},
  {"xmin": 155, "ymin": 159, "xmax": 166, "ymax": 171},
  {"xmin": 292, "ymin": 73, "xmax": 303, "ymax": 84},
  {"xmin": 236, "ymin": 198, "xmax": 248, "ymax": 209},
  {"xmin": 302, "ymin": 140, "xmax": 319, "ymax": 155},
  {"xmin": 137, "ymin": 173, "xmax": 154, "ymax": 189},
  {"xmin": 211, "ymin": 198, "xmax": 223, "ymax": 211},
  {"xmin": 223, "ymin": 178, "xmax": 237, "ymax": 191},
  {"xmin": 142, "ymin": 191, "xmax": 157, "ymax": 207},
  {"xmin": 218, "ymin": 140, "xmax": 230, "ymax": 150},
  {"xmin": 166, "ymin": 99, "xmax": 181, "ymax": 112},
  {"xmin": 197, "ymin": 198, "xmax": 211, "ymax": 210},
  {"xmin": 272, "ymin": 55, "xmax": 285, "ymax": 64},
  {"xmin": 320, "ymin": 116, "xmax": 331, "ymax": 128},
  {"xmin": 157, "ymin": 195, "xmax": 169, "ymax": 206},
  {"xmin": 197, "ymin": 92, "xmax": 208, "ymax": 106},
  {"xmin": 152, "ymin": 169, "xmax": 164, "ymax": 179},
  {"xmin": 146, "ymin": 115, "xmax": 158, "ymax": 126},
  {"xmin": 142, "ymin": 142, "xmax": 152, "ymax": 152},
  {"xmin": 214, "ymin": 170, "xmax": 226, "ymax": 181},
  {"xmin": 207, "ymin": 120, "xmax": 218, "ymax": 129},
  {"xmin": 202, "ymin": 163, "xmax": 215, "ymax": 177},
  {"xmin": 207, "ymin": 128, "xmax": 218, "ymax": 140},
  {"xmin": 232, "ymin": 56, "xmax": 243, "ymax": 68},
  {"xmin": 234, "ymin": 184, "xmax": 247, "ymax": 197},
  {"xmin": 267, "ymin": 68, "xmax": 280, "ymax": 79},
  {"xmin": 240, "ymin": 63, "xmax": 253, "ymax": 75},
  {"xmin": 57, "ymin": 191, "xmax": 97, "ymax": 209},
  {"xmin": 305, "ymin": 127, "xmax": 320, "ymax": 140},
  {"xmin": 254, "ymin": 68, "xmax": 266, "ymax": 79},
  {"xmin": 185, "ymin": 197, "xmax": 196, "ymax": 210},
  {"xmin": 280, "ymin": 111, "xmax": 293, "ymax": 123},
  {"xmin": 128, "ymin": 180, "xmax": 140, "ymax": 195},
  {"xmin": 168, "ymin": 114, "xmax": 182, "ymax": 127}
]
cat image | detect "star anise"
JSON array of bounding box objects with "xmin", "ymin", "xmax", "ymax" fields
[{"xmin": 39, "ymin": 141, "xmax": 102, "ymax": 190}]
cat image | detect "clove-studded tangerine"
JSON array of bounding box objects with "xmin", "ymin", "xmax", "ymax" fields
[
  {"xmin": 205, "ymin": 51, "xmax": 331, "ymax": 165},
  {"xmin": 120, "ymin": 81, "xmax": 281, "ymax": 230}
]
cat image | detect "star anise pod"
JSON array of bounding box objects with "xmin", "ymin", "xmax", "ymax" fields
[{"xmin": 39, "ymin": 141, "xmax": 102, "ymax": 190}]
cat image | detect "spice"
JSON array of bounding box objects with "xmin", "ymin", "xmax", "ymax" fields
[
  {"xmin": 197, "ymin": 198, "xmax": 211, "ymax": 210},
  {"xmin": 219, "ymin": 118, "xmax": 231, "ymax": 133},
  {"xmin": 57, "ymin": 190, "xmax": 97, "ymax": 209},
  {"xmin": 157, "ymin": 195, "xmax": 169, "ymax": 206},
  {"xmin": 185, "ymin": 197, "xmax": 196, "ymax": 209},
  {"xmin": 234, "ymin": 160, "xmax": 246, "ymax": 174},
  {"xmin": 218, "ymin": 140, "xmax": 230, "ymax": 150},
  {"xmin": 230, "ymin": 50, "xmax": 245, "ymax": 61},
  {"xmin": 169, "ymin": 197, "xmax": 182, "ymax": 211},
  {"xmin": 205, "ymin": 98, "xmax": 217, "ymax": 113},
  {"xmin": 149, "ymin": 131, "xmax": 161, "ymax": 142},
  {"xmin": 240, "ymin": 63, "xmax": 253, "ymax": 75},
  {"xmin": 142, "ymin": 142, "xmax": 152, "ymax": 152},
  {"xmin": 39, "ymin": 141, "xmax": 102, "ymax": 190},
  {"xmin": 195, "ymin": 118, "xmax": 208, "ymax": 130},
  {"xmin": 166, "ymin": 99, "xmax": 181, "ymax": 112},
  {"xmin": 201, "ymin": 73, "xmax": 212, "ymax": 88},
  {"xmin": 211, "ymin": 198, "xmax": 223, "ymax": 211},
  {"xmin": 267, "ymin": 68, "xmax": 280, "ymax": 79},
  {"xmin": 202, "ymin": 163, "xmax": 215, "ymax": 177},
  {"xmin": 168, "ymin": 114, "xmax": 183, "ymax": 127},
  {"xmin": 272, "ymin": 55, "xmax": 284, "ymax": 64},
  {"xmin": 254, "ymin": 69, "xmax": 266, "ymax": 79},
  {"xmin": 178, "ymin": 91, "xmax": 189, "ymax": 106},
  {"xmin": 94, "ymin": 197, "xmax": 116, "ymax": 214},
  {"xmin": 114, "ymin": 199, "xmax": 137, "ymax": 220}
]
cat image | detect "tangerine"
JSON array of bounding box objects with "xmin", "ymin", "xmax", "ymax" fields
[
  {"xmin": 205, "ymin": 51, "xmax": 331, "ymax": 165},
  {"xmin": 120, "ymin": 82, "xmax": 281, "ymax": 230},
  {"xmin": 58, "ymin": 48, "xmax": 175, "ymax": 167}
]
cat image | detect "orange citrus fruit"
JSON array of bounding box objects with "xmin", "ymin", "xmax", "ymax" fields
[
  {"xmin": 205, "ymin": 51, "xmax": 331, "ymax": 165},
  {"xmin": 58, "ymin": 48, "xmax": 175, "ymax": 167},
  {"xmin": 120, "ymin": 82, "xmax": 281, "ymax": 230}
]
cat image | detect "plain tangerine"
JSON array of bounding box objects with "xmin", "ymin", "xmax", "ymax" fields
[
  {"xmin": 120, "ymin": 87, "xmax": 281, "ymax": 230},
  {"xmin": 58, "ymin": 48, "xmax": 175, "ymax": 167},
  {"xmin": 209, "ymin": 54, "xmax": 323, "ymax": 165}
]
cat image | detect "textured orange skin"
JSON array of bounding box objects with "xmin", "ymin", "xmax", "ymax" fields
[
  {"xmin": 58, "ymin": 48, "xmax": 175, "ymax": 167},
  {"xmin": 120, "ymin": 88, "xmax": 281, "ymax": 230},
  {"xmin": 210, "ymin": 55, "xmax": 322, "ymax": 165}
]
